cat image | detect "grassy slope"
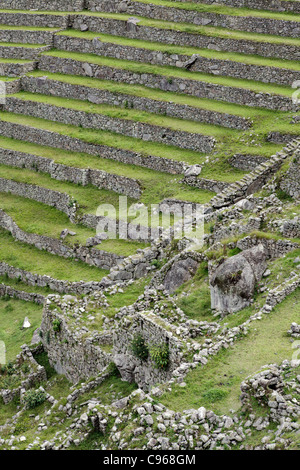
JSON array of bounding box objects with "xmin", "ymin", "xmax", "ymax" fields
[{"xmin": 160, "ymin": 288, "xmax": 300, "ymax": 414}]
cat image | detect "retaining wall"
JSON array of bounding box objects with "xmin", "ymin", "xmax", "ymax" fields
[
  {"xmin": 0, "ymin": 119, "xmax": 187, "ymax": 174},
  {"xmin": 2, "ymin": 96, "xmax": 216, "ymax": 153},
  {"xmin": 0, "ymin": 146, "xmax": 141, "ymax": 199},
  {"xmin": 71, "ymin": 15, "xmax": 300, "ymax": 63},
  {"xmin": 87, "ymin": 0, "xmax": 300, "ymax": 38},
  {"xmin": 38, "ymin": 55, "xmax": 295, "ymax": 112},
  {"xmin": 22, "ymin": 75, "xmax": 250, "ymax": 129},
  {"xmin": 0, "ymin": 208, "xmax": 123, "ymax": 270},
  {"xmin": 54, "ymin": 34, "xmax": 300, "ymax": 87}
]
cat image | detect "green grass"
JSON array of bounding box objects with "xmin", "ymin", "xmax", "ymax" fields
[
  {"xmin": 0, "ymin": 297, "xmax": 43, "ymax": 361},
  {"xmin": 0, "ymin": 228, "xmax": 108, "ymax": 282},
  {"xmin": 123, "ymin": 0, "xmax": 300, "ymax": 22},
  {"xmin": 27, "ymin": 70, "xmax": 278, "ymax": 120},
  {"xmin": 160, "ymin": 288, "xmax": 300, "ymax": 414},
  {"xmin": 71, "ymin": 11, "xmax": 300, "ymax": 47},
  {"xmin": 0, "ymin": 273, "xmax": 54, "ymax": 296},
  {"xmin": 9, "ymin": 91, "xmax": 239, "ymax": 138},
  {"xmin": 57, "ymin": 30, "xmax": 300, "ymax": 72},
  {"xmin": 175, "ymin": 261, "xmax": 214, "ymax": 321},
  {"xmin": 0, "ymin": 192, "xmax": 147, "ymax": 256},
  {"xmin": 0, "ymin": 41, "xmax": 48, "ymax": 48},
  {"xmin": 41, "ymin": 50, "xmax": 295, "ymax": 98}
]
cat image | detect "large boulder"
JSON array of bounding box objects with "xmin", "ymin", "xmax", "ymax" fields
[
  {"xmin": 210, "ymin": 244, "xmax": 267, "ymax": 314},
  {"xmin": 163, "ymin": 257, "xmax": 199, "ymax": 294}
]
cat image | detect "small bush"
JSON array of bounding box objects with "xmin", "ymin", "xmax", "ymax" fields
[
  {"xmin": 107, "ymin": 362, "xmax": 120, "ymax": 378},
  {"xmin": 23, "ymin": 389, "xmax": 47, "ymax": 409},
  {"xmin": 131, "ymin": 334, "xmax": 149, "ymax": 361},
  {"xmin": 149, "ymin": 343, "xmax": 169, "ymax": 370},
  {"xmin": 52, "ymin": 319, "xmax": 61, "ymax": 333}
]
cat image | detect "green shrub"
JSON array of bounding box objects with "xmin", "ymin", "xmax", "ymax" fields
[
  {"xmin": 107, "ymin": 362, "xmax": 120, "ymax": 377},
  {"xmin": 23, "ymin": 389, "xmax": 47, "ymax": 409},
  {"xmin": 149, "ymin": 343, "xmax": 169, "ymax": 370},
  {"xmin": 131, "ymin": 334, "xmax": 149, "ymax": 361},
  {"xmin": 52, "ymin": 319, "xmax": 61, "ymax": 333}
]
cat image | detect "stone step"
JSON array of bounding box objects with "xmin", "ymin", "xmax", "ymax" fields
[
  {"xmin": 0, "ymin": 43, "xmax": 51, "ymax": 60},
  {"xmin": 54, "ymin": 32, "xmax": 300, "ymax": 88},
  {"xmin": 0, "ymin": 118, "xmax": 188, "ymax": 174},
  {"xmin": 71, "ymin": 14, "xmax": 300, "ymax": 63},
  {"xmin": 21, "ymin": 74, "xmax": 251, "ymax": 130},
  {"xmin": 0, "ymin": 27, "xmax": 61, "ymax": 45},
  {"xmin": 268, "ymin": 132, "xmax": 300, "ymax": 145},
  {"xmin": 167, "ymin": 0, "xmax": 300, "ymax": 13},
  {"xmin": 0, "ymin": 146, "xmax": 142, "ymax": 199},
  {"xmin": 87, "ymin": 0, "xmax": 300, "ymax": 38},
  {"xmin": 2, "ymin": 95, "xmax": 216, "ymax": 153},
  {"xmin": 38, "ymin": 53, "xmax": 296, "ymax": 112},
  {"xmin": 0, "ymin": 58, "xmax": 36, "ymax": 77},
  {"xmin": 0, "ymin": 11, "xmax": 69, "ymax": 28},
  {"xmin": 1, "ymin": 0, "xmax": 85, "ymax": 11}
]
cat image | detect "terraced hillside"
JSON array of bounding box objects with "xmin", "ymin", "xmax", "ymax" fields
[{"xmin": 0, "ymin": 0, "xmax": 299, "ymax": 452}]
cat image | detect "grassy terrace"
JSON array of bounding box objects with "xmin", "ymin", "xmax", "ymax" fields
[
  {"xmin": 0, "ymin": 2, "xmax": 299, "ymax": 21},
  {"xmin": 0, "ymin": 41, "xmax": 48, "ymax": 48},
  {"xmin": 26, "ymin": 71, "xmax": 291, "ymax": 117},
  {"xmin": 0, "ymin": 297, "xmax": 43, "ymax": 361},
  {"xmin": 0, "ymin": 192, "xmax": 149, "ymax": 256},
  {"xmin": 71, "ymin": 12, "xmax": 300, "ymax": 47},
  {"xmin": 0, "ymin": 274, "xmax": 54, "ymax": 295},
  {"xmin": 56, "ymin": 30, "xmax": 300, "ymax": 72},
  {"xmin": 0, "ymin": 228, "xmax": 108, "ymax": 281},
  {"xmin": 40, "ymin": 50, "xmax": 296, "ymax": 99},
  {"xmin": 0, "ymin": 57, "xmax": 32, "ymax": 63},
  {"xmin": 0, "ymin": 133, "xmax": 216, "ymax": 204},
  {"xmin": 109, "ymin": 0, "xmax": 300, "ymax": 21},
  {"xmin": 7, "ymin": 92, "xmax": 240, "ymax": 138}
]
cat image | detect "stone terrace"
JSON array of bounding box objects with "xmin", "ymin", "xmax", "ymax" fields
[{"xmin": 0, "ymin": 0, "xmax": 298, "ymax": 349}]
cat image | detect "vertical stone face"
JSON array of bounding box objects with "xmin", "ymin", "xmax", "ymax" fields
[
  {"xmin": 40, "ymin": 297, "xmax": 111, "ymax": 384},
  {"xmin": 113, "ymin": 312, "xmax": 183, "ymax": 390},
  {"xmin": 280, "ymin": 151, "xmax": 300, "ymax": 200},
  {"xmin": 209, "ymin": 244, "xmax": 268, "ymax": 314}
]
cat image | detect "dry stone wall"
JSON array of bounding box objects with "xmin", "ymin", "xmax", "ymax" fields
[
  {"xmin": 0, "ymin": 29, "xmax": 57, "ymax": 45},
  {"xmin": 279, "ymin": 148, "xmax": 300, "ymax": 200},
  {"xmin": 114, "ymin": 311, "xmax": 184, "ymax": 391},
  {"xmin": 22, "ymin": 75, "xmax": 249, "ymax": 129},
  {"xmin": 0, "ymin": 12, "xmax": 68, "ymax": 28},
  {"xmin": 0, "ymin": 283, "xmax": 45, "ymax": 304},
  {"xmin": 210, "ymin": 140, "xmax": 300, "ymax": 209},
  {"xmin": 0, "ymin": 119, "xmax": 187, "ymax": 174},
  {"xmin": 229, "ymin": 154, "xmax": 268, "ymax": 171},
  {"xmin": 0, "ymin": 45, "xmax": 50, "ymax": 60},
  {"xmin": 0, "ymin": 261, "xmax": 111, "ymax": 296},
  {"xmin": 1, "ymin": 0, "xmax": 85, "ymax": 10},
  {"xmin": 88, "ymin": 0, "xmax": 300, "ymax": 38},
  {"xmin": 38, "ymin": 55, "xmax": 295, "ymax": 112},
  {"xmin": 41, "ymin": 296, "xmax": 111, "ymax": 383},
  {"xmin": 0, "ymin": 346, "xmax": 47, "ymax": 405},
  {"xmin": 0, "ymin": 177, "xmax": 77, "ymax": 220},
  {"xmin": 0, "ymin": 209, "xmax": 123, "ymax": 270},
  {"xmin": 71, "ymin": 15, "xmax": 300, "ymax": 63},
  {"xmin": 0, "ymin": 147, "xmax": 142, "ymax": 199},
  {"xmin": 0, "ymin": 176, "xmax": 157, "ymax": 242},
  {"xmin": 0, "ymin": 61, "xmax": 35, "ymax": 77},
  {"xmin": 170, "ymin": 0, "xmax": 300, "ymax": 13},
  {"xmin": 54, "ymin": 34, "xmax": 300, "ymax": 87},
  {"xmin": 2, "ymin": 97, "xmax": 215, "ymax": 153}
]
